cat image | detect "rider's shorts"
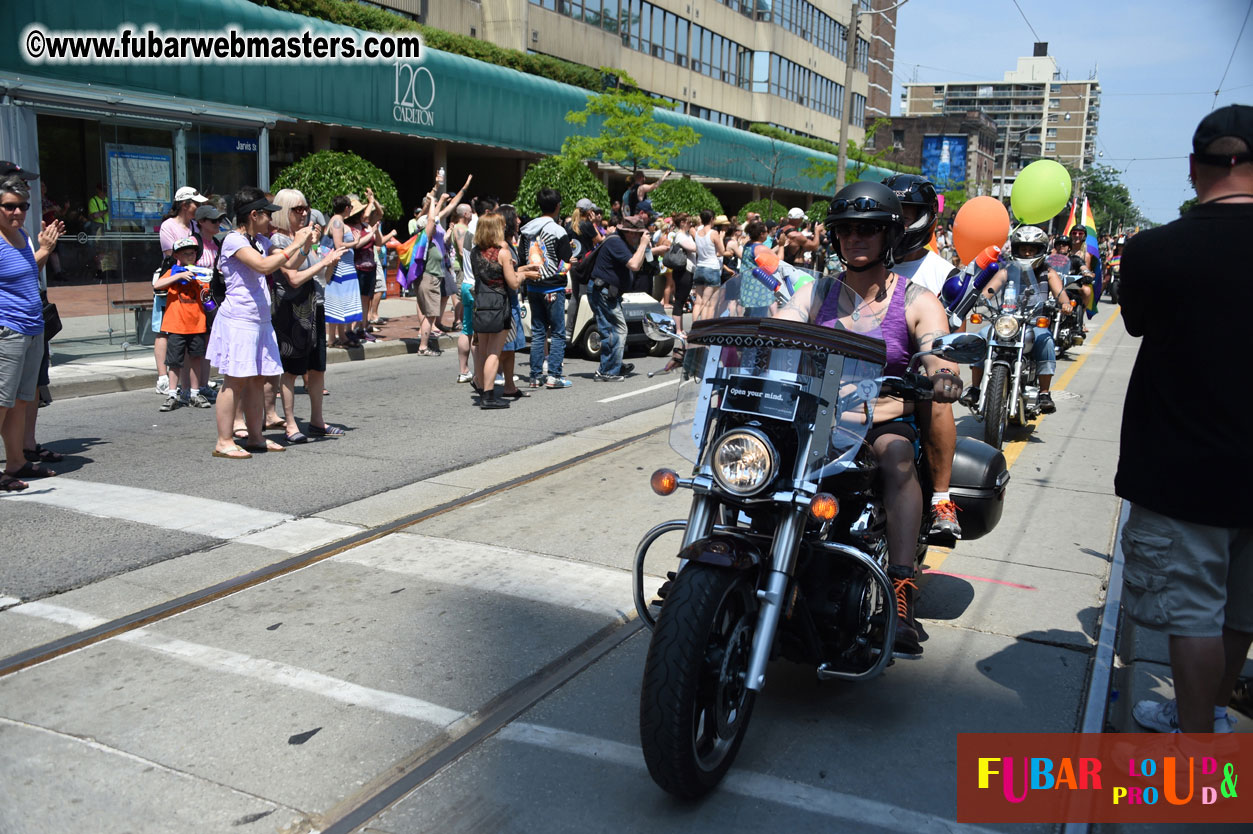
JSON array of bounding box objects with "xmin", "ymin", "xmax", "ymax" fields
[
  {"xmin": 1120, "ymin": 503, "xmax": 1253, "ymax": 636},
  {"xmin": 866, "ymin": 413, "xmax": 920, "ymax": 460}
]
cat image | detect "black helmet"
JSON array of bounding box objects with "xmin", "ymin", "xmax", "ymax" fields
[
  {"xmin": 882, "ymin": 174, "xmax": 938, "ymax": 259},
  {"xmin": 824, "ymin": 181, "xmax": 905, "ymax": 270}
]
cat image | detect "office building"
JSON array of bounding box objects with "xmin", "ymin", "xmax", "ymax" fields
[{"xmin": 900, "ymin": 43, "xmax": 1100, "ymax": 194}]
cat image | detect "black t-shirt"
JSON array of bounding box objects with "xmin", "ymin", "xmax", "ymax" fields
[
  {"xmin": 572, "ymin": 219, "xmax": 597, "ymax": 260},
  {"xmin": 1115, "ymin": 201, "xmax": 1253, "ymax": 527},
  {"xmin": 590, "ymin": 232, "xmax": 635, "ymax": 291}
]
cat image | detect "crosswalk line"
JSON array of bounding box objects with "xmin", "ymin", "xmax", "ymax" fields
[{"xmin": 337, "ymin": 533, "xmax": 661, "ymax": 620}]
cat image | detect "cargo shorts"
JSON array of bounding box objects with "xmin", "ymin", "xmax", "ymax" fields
[{"xmin": 1120, "ymin": 503, "xmax": 1253, "ymax": 637}]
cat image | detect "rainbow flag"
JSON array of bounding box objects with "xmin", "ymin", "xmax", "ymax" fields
[
  {"xmin": 1081, "ymin": 197, "xmax": 1101, "ymax": 317},
  {"xmin": 1061, "ymin": 200, "xmax": 1077, "ymax": 240},
  {"xmin": 388, "ymin": 232, "xmax": 428, "ymax": 290}
]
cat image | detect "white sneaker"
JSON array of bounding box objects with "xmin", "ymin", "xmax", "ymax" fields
[
  {"xmin": 155, "ymin": 376, "xmax": 170, "ymax": 395},
  {"xmin": 1132, "ymin": 699, "xmax": 1238, "ymax": 733}
]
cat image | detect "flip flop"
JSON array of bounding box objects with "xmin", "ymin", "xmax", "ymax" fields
[
  {"xmin": 243, "ymin": 440, "xmax": 286, "ymax": 453},
  {"xmin": 0, "ymin": 473, "xmax": 29, "ymax": 491},
  {"xmin": 24, "ymin": 445, "xmax": 64, "ymax": 463},
  {"xmin": 233, "ymin": 429, "xmax": 249, "ymax": 440},
  {"xmin": 13, "ymin": 462, "xmax": 56, "ymax": 479},
  {"xmin": 211, "ymin": 446, "xmax": 252, "ymax": 460},
  {"xmin": 264, "ymin": 419, "xmax": 286, "ymax": 430},
  {"xmin": 501, "ymin": 389, "xmax": 530, "ymax": 399}
]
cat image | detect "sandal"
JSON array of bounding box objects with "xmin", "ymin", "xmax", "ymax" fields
[
  {"xmin": 308, "ymin": 423, "xmax": 345, "ymax": 437},
  {"xmin": 264, "ymin": 419, "xmax": 286, "ymax": 430},
  {"xmin": 0, "ymin": 472, "xmax": 29, "ymax": 491},
  {"xmin": 243, "ymin": 439, "xmax": 285, "ymax": 453},
  {"xmin": 285, "ymin": 431, "xmax": 308, "ymax": 444},
  {"xmin": 24, "ymin": 445, "xmax": 64, "ymax": 463},
  {"xmin": 211, "ymin": 446, "xmax": 252, "ymax": 460},
  {"xmin": 13, "ymin": 462, "xmax": 56, "ymax": 479},
  {"xmin": 233, "ymin": 429, "xmax": 249, "ymax": 441},
  {"xmin": 501, "ymin": 389, "xmax": 530, "ymax": 399}
]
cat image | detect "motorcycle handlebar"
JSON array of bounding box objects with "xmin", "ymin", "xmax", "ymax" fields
[{"xmin": 879, "ymin": 372, "xmax": 934, "ymax": 402}]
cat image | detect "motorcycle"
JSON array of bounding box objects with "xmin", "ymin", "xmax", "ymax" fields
[
  {"xmin": 632, "ymin": 277, "xmax": 1008, "ymax": 798},
  {"xmin": 967, "ymin": 263, "xmax": 1052, "ymax": 449},
  {"xmin": 1105, "ymin": 253, "xmax": 1121, "ymax": 305},
  {"xmin": 1047, "ymin": 273, "xmax": 1087, "ymax": 358}
]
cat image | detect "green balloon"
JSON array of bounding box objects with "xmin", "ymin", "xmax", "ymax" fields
[{"xmin": 1010, "ymin": 160, "xmax": 1073, "ymax": 224}]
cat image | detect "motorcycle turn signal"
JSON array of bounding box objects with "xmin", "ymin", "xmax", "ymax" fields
[
  {"xmin": 650, "ymin": 468, "xmax": 679, "ymax": 496},
  {"xmin": 969, "ymin": 312, "xmax": 983, "ymax": 324},
  {"xmin": 809, "ymin": 493, "xmax": 839, "ymax": 521},
  {"xmin": 1035, "ymin": 316, "xmax": 1050, "ymax": 328}
]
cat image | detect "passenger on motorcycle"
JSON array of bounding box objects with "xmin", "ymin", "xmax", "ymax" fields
[
  {"xmin": 962, "ymin": 225, "xmax": 1073, "ymax": 414},
  {"xmin": 1045, "ymin": 235, "xmax": 1073, "ymax": 274},
  {"xmin": 774, "ymin": 181, "xmax": 961, "ymax": 656},
  {"xmin": 1067, "ymin": 224, "xmax": 1096, "ymax": 315},
  {"xmin": 882, "ymin": 173, "xmax": 963, "ymax": 539}
]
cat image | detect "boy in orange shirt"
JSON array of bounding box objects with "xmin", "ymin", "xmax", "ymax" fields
[{"xmin": 153, "ymin": 236, "xmax": 211, "ymax": 411}]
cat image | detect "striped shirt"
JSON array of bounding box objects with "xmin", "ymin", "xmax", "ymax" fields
[{"xmin": 0, "ymin": 230, "xmax": 42, "ymax": 335}]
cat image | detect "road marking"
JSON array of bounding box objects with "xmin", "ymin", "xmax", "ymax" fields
[
  {"xmin": 921, "ymin": 570, "xmax": 1037, "ymax": 590},
  {"xmin": 0, "ymin": 597, "xmax": 20, "ymax": 610},
  {"xmin": 0, "ymin": 477, "xmax": 359, "ymax": 549},
  {"xmin": 10, "ymin": 600, "xmax": 998, "ymax": 833},
  {"xmin": 338, "ymin": 533, "xmax": 662, "ymax": 620},
  {"xmin": 597, "ymin": 378, "xmax": 680, "ymax": 403}
]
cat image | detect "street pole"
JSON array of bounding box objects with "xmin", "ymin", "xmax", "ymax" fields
[
  {"xmin": 998, "ymin": 125, "xmax": 1010, "ymax": 205},
  {"xmin": 834, "ymin": 0, "xmax": 859, "ymax": 192}
]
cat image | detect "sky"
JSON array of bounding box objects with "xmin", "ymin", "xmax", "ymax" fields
[{"xmin": 890, "ymin": 0, "xmax": 1253, "ymax": 224}]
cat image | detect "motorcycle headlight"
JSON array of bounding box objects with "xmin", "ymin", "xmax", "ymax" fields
[
  {"xmin": 709, "ymin": 428, "xmax": 777, "ymax": 496},
  {"xmin": 994, "ymin": 315, "xmax": 1020, "ymax": 340}
]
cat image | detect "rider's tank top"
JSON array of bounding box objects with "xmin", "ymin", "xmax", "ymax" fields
[{"xmin": 815, "ymin": 273, "xmax": 913, "ymax": 376}]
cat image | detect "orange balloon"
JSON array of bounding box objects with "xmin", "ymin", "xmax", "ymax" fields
[{"xmin": 953, "ymin": 197, "xmax": 1010, "ymax": 264}]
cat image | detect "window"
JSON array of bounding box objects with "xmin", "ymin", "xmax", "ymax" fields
[
  {"xmin": 675, "ymin": 17, "xmax": 688, "ymax": 66},
  {"xmin": 1046, "ymin": 128, "xmax": 1057, "ymax": 138},
  {"xmin": 583, "ymin": 0, "xmax": 601, "ymax": 25},
  {"xmin": 601, "ymin": 0, "xmax": 619, "ymax": 32},
  {"xmin": 893, "ymin": 129, "xmax": 905, "ymax": 150},
  {"xmin": 1050, "ymin": 98, "xmax": 1060, "ymax": 108},
  {"xmin": 1045, "ymin": 142, "xmax": 1057, "ymax": 152},
  {"xmin": 852, "ymin": 93, "xmax": 866, "ymax": 128},
  {"xmin": 855, "ymin": 37, "xmax": 869, "ymax": 72}
]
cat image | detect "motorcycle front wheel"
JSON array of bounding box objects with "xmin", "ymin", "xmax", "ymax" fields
[
  {"xmin": 983, "ymin": 364, "xmax": 1010, "ymax": 449},
  {"xmin": 639, "ymin": 564, "xmax": 758, "ymax": 798}
]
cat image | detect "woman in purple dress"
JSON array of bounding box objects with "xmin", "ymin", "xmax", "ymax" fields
[{"xmin": 207, "ymin": 186, "xmax": 316, "ymax": 459}]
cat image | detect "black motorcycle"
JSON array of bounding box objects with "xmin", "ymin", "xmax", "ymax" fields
[
  {"xmin": 633, "ymin": 279, "xmax": 1008, "ymax": 798},
  {"xmin": 1048, "ymin": 273, "xmax": 1087, "ymax": 358}
]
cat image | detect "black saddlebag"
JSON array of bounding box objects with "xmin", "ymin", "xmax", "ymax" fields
[{"xmin": 949, "ymin": 437, "xmax": 1010, "ymax": 540}]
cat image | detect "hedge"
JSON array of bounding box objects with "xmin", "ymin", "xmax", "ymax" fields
[
  {"xmin": 514, "ymin": 156, "xmax": 611, "ymax": 219},
  {"xmin": 737, "ymin": 199, "xmax": 788, "ymax": 222},
  {"xmin": 647, "ymin": 178, "xmax": 723, "ymax": 217},
  {"xmin": 271, "ymin": 150, "xmax": 403, "ymax": 219},
  {"xmin": 748, "ymin": 124, "xmax": 921, "ymax": 177}
]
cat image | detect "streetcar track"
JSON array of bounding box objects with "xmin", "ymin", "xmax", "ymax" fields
[{"xmin": 0, "ymin": 423, "xmax": 666, "ymax": 680}]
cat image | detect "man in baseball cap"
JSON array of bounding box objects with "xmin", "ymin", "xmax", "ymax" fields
[
  {"xmin": 1118, "ymin": 102, "xmax": 1253, "ymax": 734},
  {"xmin": 787, "ymin": 206, "xmax": 806, "ymax": 221}
]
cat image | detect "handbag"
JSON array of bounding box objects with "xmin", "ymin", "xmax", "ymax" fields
[
  {"xmin": 662, "ymin": 241, "xmax": 687, "ymax": 270},
  {"xmin": 472, "ymin": 285, "xmax": 509, "ymax": 333},
  {"xmin": 42, "ymin": 300, "xmax": 62, "ymax": 342}
]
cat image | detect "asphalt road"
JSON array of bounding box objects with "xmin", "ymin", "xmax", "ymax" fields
[
  {"xmin": 0, "ymin": 308, "xmax": 1175, "ymax": 834},
  {"xmin": 2, "ymin": 343, "xmax": 679, "ymax": 600}
]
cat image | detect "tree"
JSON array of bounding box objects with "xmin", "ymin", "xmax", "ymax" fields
[
  {"xmin": 738, "ymin": 198, "xmax": 788, "ymax": 223},
  {"xmin": 801, "ymin": 118, "xmax": 895, "ymax": 191},
  {"xmin": 514, "ymin": 156, "xmax": 610, "ymax": 219},
  {"xmin": 562, "ymin": 68, "xmax": 700, "ymax": 174},
  {"xmin": 1178, "ymin": 196, "xmax": 1198, "ymax": 216},
  {"xmin": 271, "ymin": 150, "xmax": 402, "ymax": 219}
]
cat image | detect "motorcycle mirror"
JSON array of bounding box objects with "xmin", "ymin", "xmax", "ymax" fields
[
  {"xmin": 931, "ymin": 332, "xmax": 988, "ymax": 365},
  {"xmin": 643, "ymin": 312, "xmax": 679, "ymax": 343}
]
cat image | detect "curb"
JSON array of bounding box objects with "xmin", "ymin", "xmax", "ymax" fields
[{"xmin": 47, "ymin": 332, "xmax": 452, "ymax": 402}]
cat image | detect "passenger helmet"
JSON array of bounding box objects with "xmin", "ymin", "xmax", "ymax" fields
[
  {"xmin": 1009, "ymin": 225, "xmax": 1049, "ymax": 272},
  {"xmin": 824, "ymin": 181, "xmax": 905, "ymax": 270},
  {"xmin": 882, "ymin": 174, "xmax": 938, "ymax": 260}
]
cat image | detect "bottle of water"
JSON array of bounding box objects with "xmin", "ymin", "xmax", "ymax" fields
[{"xmin": 1003, "ymin": 279, "xmax": 1018, "ymax": 312}]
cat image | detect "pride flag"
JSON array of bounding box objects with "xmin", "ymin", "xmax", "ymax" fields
[
  {"xmin": 388, "ymin": 232, "xmax": 428, "ymax": 290},
  {"xmin": 1081, "ymin": 197, "xmax": 1102, "ymax": 317}
]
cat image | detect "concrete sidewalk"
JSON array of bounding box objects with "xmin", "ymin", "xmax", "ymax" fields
[{"xmin": 45, "ymin": 291, "xmax": 449, "ymax": 401}]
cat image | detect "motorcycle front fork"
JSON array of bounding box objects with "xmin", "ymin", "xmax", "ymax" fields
[{"xmin": 744, "ymin": 508, "xmax": 806, "ymax": 692}]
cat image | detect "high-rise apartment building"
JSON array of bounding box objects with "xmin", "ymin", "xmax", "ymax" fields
[
  {"xmin": 377, "ymin": 0, "xmax": 896, "ymax": 148},
  {"xmin": 900, "ymin": 44, "xmax": 1100, "ymax": 195}
]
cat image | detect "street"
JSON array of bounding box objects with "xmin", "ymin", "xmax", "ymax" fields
[{"xmin": 1, "ymin": 308, "xmax": 1147, "ymax": 833}]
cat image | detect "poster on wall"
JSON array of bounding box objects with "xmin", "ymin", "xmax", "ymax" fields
[
  {"xmin": 105, "ymin": 143, "xmax": 173, "ymax": 224},
  {"xmin": 921, "ymin": 135, "xmax": 968, "ymax": 192}
]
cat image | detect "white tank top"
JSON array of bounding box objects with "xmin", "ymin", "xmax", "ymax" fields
[{"xmin": 694, "ymin": 227, "xmax": 719, "ymax": 269}]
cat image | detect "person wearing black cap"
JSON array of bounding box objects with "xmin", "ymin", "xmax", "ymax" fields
[{"xmin": 1119, "ymin": 104, "xmax": 1253, "ymax": 734}]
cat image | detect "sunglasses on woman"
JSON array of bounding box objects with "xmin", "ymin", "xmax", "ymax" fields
[
  {"xmin": 0, "ymin": 201, "xmax": 30, "ymax": 213},
  {"xmin": 832, "ymin": 221, "xmax": 886, "ymax": 238}
]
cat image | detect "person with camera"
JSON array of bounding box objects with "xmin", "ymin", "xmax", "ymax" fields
[{"xmin": 589, "ymin": 216, "xmax": 649, "ymax": 381}]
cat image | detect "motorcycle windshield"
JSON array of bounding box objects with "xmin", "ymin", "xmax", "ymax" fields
[
  {"xmin": 668, "ymin": 272, "xmax": 887, "ymax": 482},
  {"xmin": 998, "ymin": 262, "xmax": 1046, "ymax": 314}
]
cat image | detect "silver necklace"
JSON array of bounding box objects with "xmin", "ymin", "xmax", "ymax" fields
[{"xmin": 845, "ymin": 275, "xmax": 894, "ymax": 321}]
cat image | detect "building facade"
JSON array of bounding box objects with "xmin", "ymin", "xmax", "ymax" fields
[
  {"xmin": 391, "ymin": 0, "xmax": 894, "ymax": 148},
  {"xmin": 873, "ymin": 111, "xmax": 999, "ymax": 200},
  {"xmin": 900, "ymin": 44, "xmax": 1100, "ymax": 195}
]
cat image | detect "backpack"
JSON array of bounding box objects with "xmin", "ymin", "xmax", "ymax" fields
[
  {"xmin": 569, "ymin": 242, "xmax": 602, "ymax": 286},
  {"xmin": 193, "ymin": 232, "xmax": 226, "ymax": 305}
]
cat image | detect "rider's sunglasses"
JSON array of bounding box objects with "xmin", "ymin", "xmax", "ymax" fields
[
  {"xmin": 832, "ymin": 221, "xmax": 886, "ymax": 238},
  {"xmin": 830, "ymin": 197, "xmax": 887, "ymax": 214}
]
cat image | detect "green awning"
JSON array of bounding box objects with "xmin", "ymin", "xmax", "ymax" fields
[{"xmin": 0, "ymin": 0, "xmax": 899, "ymax": 192}]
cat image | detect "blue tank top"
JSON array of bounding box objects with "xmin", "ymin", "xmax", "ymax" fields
[{"xmin": 0, "ymin": 230, "xmax": 42, "ymax": 335}]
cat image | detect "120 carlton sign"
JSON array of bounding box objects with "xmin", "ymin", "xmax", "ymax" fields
[{"xmin": 393, "ymin": 61, "xmax": 434, "ymax": 127}]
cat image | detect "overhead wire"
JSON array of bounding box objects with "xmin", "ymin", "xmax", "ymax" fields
[{"xmin": 1213, "ymin": 0, "xmax": 1253, "ymax": 109}]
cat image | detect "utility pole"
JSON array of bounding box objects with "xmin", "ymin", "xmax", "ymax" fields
[{"xmin": 834, "ymin": 0, "xmax": 909, "ymax": 192}]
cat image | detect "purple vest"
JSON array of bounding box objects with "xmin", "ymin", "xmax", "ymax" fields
[{"xmin": 815, "ymin": 274, "xmax": 912, "ymax": 375}]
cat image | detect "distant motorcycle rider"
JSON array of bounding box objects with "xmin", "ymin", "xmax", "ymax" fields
[
  {"xmin": 883, "ymin": 174, "xmax": 963, "ymax": 538},
  {"xmin": 962, "ymin": 225, "xmax": 1073, "ymax": 414}
]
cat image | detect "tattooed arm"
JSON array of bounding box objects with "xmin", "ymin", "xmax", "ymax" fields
[{"xmin": 904, "ymin": 279, "xmax": 960, "ymax": 399}]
